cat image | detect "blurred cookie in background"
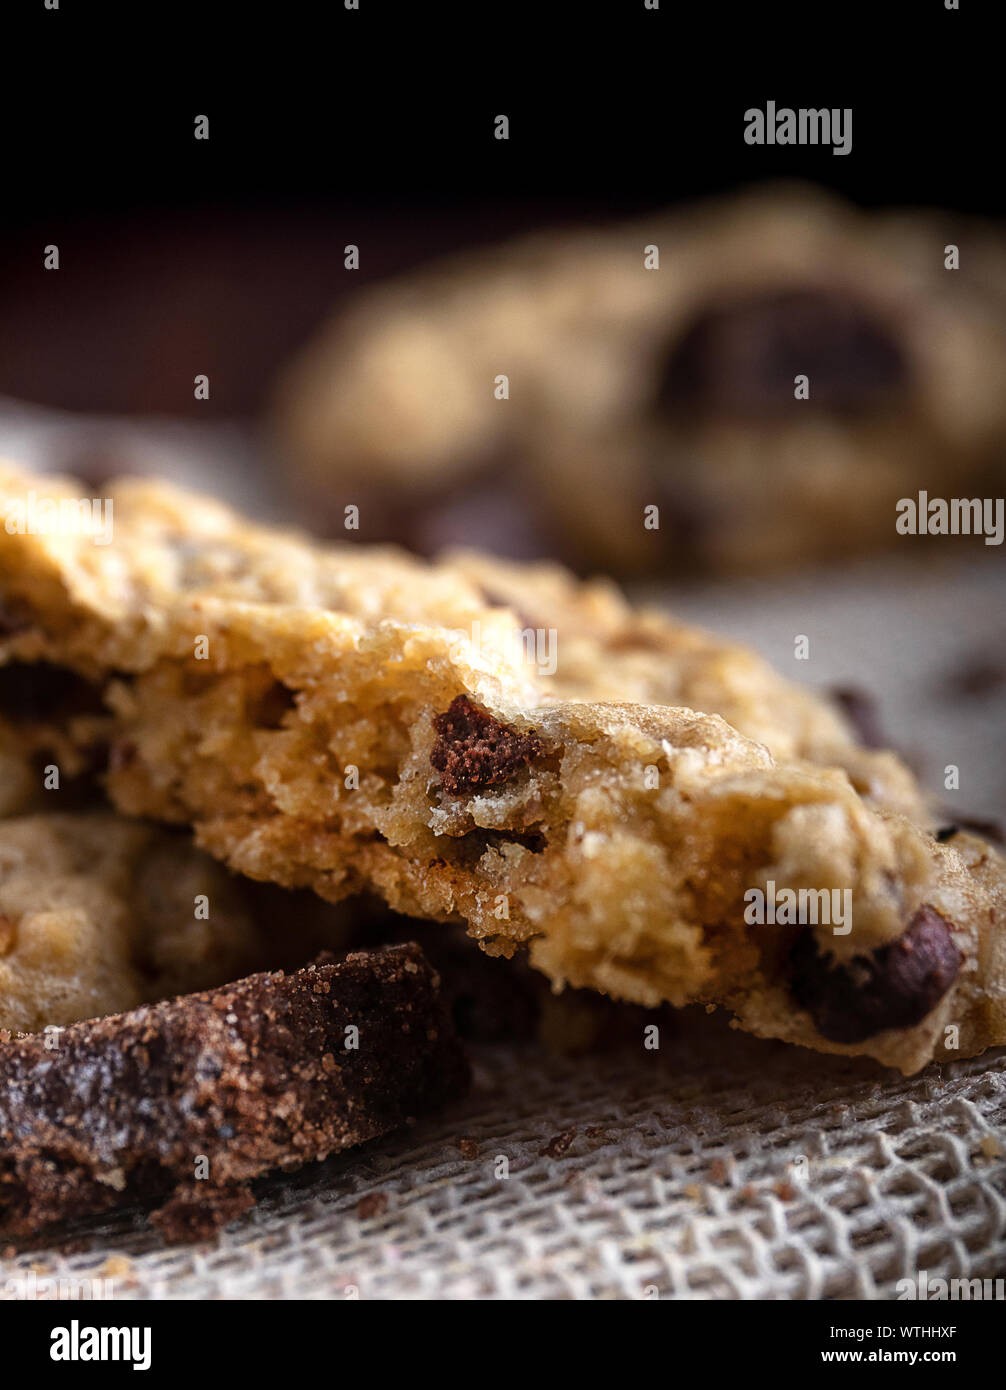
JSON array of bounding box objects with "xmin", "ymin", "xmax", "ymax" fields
[{"xmin": 272, "ymin": 184, "xmax": 1006, "ymax": 573}]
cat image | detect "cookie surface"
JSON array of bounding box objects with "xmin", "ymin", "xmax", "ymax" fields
[
  {"xmin": 0, "ymin": 813, "xmax": 280, "ymax": 1034},
  {"xmin": 0, "ymin": 944, "xmax": 468, "ymax": 1242},
  {"xmin": 273, "ymin": 186, "xmax": 1006, "ymax": 572},
  {"xmin": 0, "ymin": 460, "xmax": 1003, "ymax": 1073},
  {"xmin": 0, "ymin": 806, "xmax": 356, "ymax": 1035}
]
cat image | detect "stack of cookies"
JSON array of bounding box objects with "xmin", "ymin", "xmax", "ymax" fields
[{"xmin": 0, "ymin": 457, "xmax": 1003, "ymax": 1243}]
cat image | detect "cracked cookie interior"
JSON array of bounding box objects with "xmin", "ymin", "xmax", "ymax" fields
[{"xmin": 0, "ymin": 461, "xmax": 1003, "ymax": 1073}]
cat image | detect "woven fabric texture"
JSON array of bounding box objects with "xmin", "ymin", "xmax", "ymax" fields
[{"xmin": 2, "ymin": 1026, "xmax": 1004, "ymax": 1300}]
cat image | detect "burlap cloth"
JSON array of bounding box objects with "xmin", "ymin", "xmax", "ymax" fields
[
  {"xmin": 1, "ymin": 1030, "xmax": 1004, "ymax": 1300},
  {"xmin": 0, "ymin": 400, "xmax": 1003, "ymax": 1299}
]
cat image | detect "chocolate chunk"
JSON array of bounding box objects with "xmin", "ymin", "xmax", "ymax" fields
[
  {"xmin": 657, "ymin": 287, "xmax": 907, "ymax": 417},
  {"xmin": 829, "ymin": 686, "xmax": 888, "ymax": 750},
  {"xmin": 432, "ymin": 694, "xmax": 542, "ymax": 796},
  {"xmin": 789, "ymin": 905, "xmax": 962, "ymax": 1044},
  {"xmin": 935, "ymin": 816, "xmax": 1005, "ymax": 847},
  {"xmin": 0, "ymin": 945, "xmax": 468, "ymax": 1244}
]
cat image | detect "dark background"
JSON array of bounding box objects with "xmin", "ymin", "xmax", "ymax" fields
[{"xmin": 0, "ymin": 0, "xmax": 991, "ymax": 415}]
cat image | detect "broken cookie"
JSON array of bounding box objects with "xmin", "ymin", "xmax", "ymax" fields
[
  {"xmin": 0, "ymin": 944, "xmax": 467, "ymax": 1242},
  {"xmin": 0, "ymin": 460, "xmax": 1003, "ymax": 1073}
]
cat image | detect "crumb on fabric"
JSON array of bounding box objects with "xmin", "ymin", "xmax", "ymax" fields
[{"xmin": 539, "ymin": 1128, "xmax": 577, "ymax": 1159}]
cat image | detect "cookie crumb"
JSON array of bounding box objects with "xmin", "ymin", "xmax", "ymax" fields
[
  {"xmin": 539, "ymin": 1127, "xmax": 577, "ymax": 1159},
  {"xmin": 356, "ymin": 1192, "xmax": 389, "ymax": 1221}
]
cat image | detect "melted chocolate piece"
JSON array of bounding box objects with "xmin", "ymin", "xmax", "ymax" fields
[
  {"xmin": 789, "ymin": 905, "xmax": 962, "ymax": 1044},
  {"xmin": 432, "ymin": 694, "xmax": 542, "ymax": 796},
  {"xmin": 657, "ymin": 287, "xmax": 907, "ymax": 416}
]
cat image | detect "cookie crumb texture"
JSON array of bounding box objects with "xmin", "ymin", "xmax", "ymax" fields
[
  {"xmin": 0, "ymin": 461, "xmax": 1004, "ymax": 1074},
  {"xmin": 0, "ymin": 945, "xmax": 468, "ymax": 1243}
]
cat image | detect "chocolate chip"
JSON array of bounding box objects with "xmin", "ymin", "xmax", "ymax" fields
[
  {"xmin": 829, "ymin": 686, "xmax": 887, "ymax": 750},
  {"xmin": 431, "ymin": 695, "xmax": 542, "ymax": 796},
  {"xmin": 789, "ymin": 905, "xmax": 962, "ymax": 1044},
  {"xmin": 935, "ymin": 816, "xmax": 1005, "ymax": 847},
  {"xmin": 657, "ymin": 287, "xmax": 907, "ymax": 417}
]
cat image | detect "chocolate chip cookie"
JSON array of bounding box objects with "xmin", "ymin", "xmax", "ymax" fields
[
  {"xmin": 0, "ymin": 811, "xmax": 355, "ymax": 1036},
  {"xmin": 1, "ymin": 459, "xmax": 1003, "ymax": 1073},
  {"xmin": 273, "ymin": 185, "xmax": 1006, "ymax": 572}
]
